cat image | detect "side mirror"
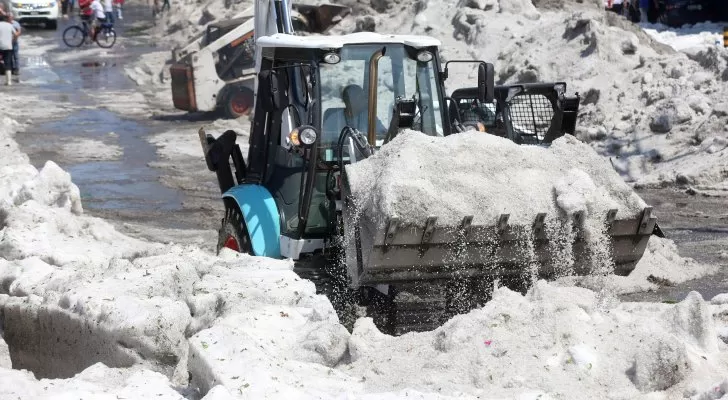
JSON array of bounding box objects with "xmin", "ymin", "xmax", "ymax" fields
[{"xmin": 477, "ymin": 62, "xmax": 495, "ymax": 103}]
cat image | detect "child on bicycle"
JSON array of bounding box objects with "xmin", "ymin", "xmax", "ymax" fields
[
  {"xmin": 78, "ymin": 0, "xmax": 94, "ymax": 40},
  {"xmin": 89, "ymin": 0, "xmax": 107, "ymax": 41}
]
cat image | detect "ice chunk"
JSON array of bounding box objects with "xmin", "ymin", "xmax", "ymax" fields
[{"xmin": 664, "ymin": 291, "xmax": 719, "ymax": 353}]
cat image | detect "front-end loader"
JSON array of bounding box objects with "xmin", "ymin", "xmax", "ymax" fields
[{"xmin": 197, "ymin": 0, "xmax": 661, "ymax": 334}]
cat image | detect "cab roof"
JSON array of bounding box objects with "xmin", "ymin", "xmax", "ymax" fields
[{"xmin": 256, "ymin": 32, "xmax": 441, "ymax": 49}]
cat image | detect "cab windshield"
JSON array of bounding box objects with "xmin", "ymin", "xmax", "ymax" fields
[{"xmin": 318, "ymin": 44, "xmax": 444, "ymax": 149}]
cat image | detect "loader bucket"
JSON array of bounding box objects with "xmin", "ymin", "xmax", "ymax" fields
[
  {"xmin": 291, "ymin": 4, "xmax": 351, "ymax": 33},
  {"xmin": 342, "ymin": 198, "xmax": 657, "ymax": 287}
]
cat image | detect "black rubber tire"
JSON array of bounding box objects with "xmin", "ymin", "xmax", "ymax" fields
[
  {"xmin": 95, "ymin": 27, "xmax": 117, "ymax": 48},
  {"xmin": 357, "ymin": 286, "xmax": 396, "ymax": 334},
  {"xmin": 222, "ymin": 86, "xmax": 254, "ymax": 119},
  {"xmin": 62, "ymin": 25, "xmax": 86, "ymax": 47},
  {"xmin": 46, "ymin": 20, "xmax": 58, "ymax": 30},
  {"xmin": 216, "ymin": 199, "xmax": 253, "ymax": 255}
]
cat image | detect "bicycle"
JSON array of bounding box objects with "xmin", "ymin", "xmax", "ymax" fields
[{"xmin": 62, "ymin": 20, "xmax": 117, "ymax": 48}]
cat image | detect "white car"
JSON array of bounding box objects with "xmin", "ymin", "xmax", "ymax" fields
[{"xmin": 10, "ymin": 0, "xmax": 59, "ymax": 29}]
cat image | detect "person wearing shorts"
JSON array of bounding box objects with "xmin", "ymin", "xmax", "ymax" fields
[{"xmin": 90, "ymin": 0, "xmax": 106, "ymax": 40}]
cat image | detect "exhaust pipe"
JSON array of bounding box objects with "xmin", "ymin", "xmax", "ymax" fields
[
  {"xmin": 367, "ymin": 47, "xmax": 386, "ymax": 146},
  {"xmin": 275, "ymin": 0, "xmax": 294, "ymax": 34}
]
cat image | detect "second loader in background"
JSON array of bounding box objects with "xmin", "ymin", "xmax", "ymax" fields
[{"xmin": 169, "ymin": 3, "xmax": 350, "ymax": 119}]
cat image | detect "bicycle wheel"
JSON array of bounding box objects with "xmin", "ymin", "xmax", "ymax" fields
[
  {"xmin": 96, "ymin": 27, "xmax": 117, "ymax": 48},
  {"xmin": 62, "ymin": 25, "xmax": 86, "ymax": 48}
]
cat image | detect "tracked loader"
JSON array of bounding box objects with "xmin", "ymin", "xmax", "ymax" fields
[{"xmin": 197, "ymin": 0, "xmax": 661, "ymax": 334}]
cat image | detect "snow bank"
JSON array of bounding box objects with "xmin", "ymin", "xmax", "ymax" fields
[
  {"xmin": 0, "ymin": 362, "xmax": 185, "ymax": 399},
  {"xmin": 346, "ymin": 130, "xmax": 646, "ymax": 228},
  {"xmin": 1, "ymin": 111, "xmax": 728, "ymax": 399},
  {"xmin": 643, "ymin": 22, "xmax": 725, "ymax": 52},
  {"xmin": 340, "ymin": 282, "xmax": 728, "ymax": 398},
  {"xmin": 0, "ymin": 116, "xmax": 346, "ymax": 391}
]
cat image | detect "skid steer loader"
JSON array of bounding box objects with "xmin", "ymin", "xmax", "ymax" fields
[
  {"xmin": 169, "ymin": 3, "xmax": 350, "ymax": 119},
  {"xmin": 197, "ymin": 0, "xmax": 660, "ymax": 334}
]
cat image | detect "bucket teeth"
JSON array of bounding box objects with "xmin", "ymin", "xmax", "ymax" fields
[
  {"xmin": 572, "ymin": 210, "xmax": 586, "ymax": 239},
  {"xmin": 496, "ymin": 214, "xmax": 510, "ymax": 236},
  {"xmin": 532, "ymin": 213, "xmax": 547, "ymax": 239},
  {"xmin": 383, "ymin": 218, "xmax": 400, "ymax": 251},
  {"xmin": 459, "ymin": 215, "xmax": 474, "ymax": 237},
  {"xmin": 605, "ymin": 208, "xmax": 618, "ymax": 232},
  {"xmin": 421, "ymin": 217, "xmax": 438, "ymax": 244},
  {"xmin": 638, "ymin": 207, "xmax": 653, "ymax": 235},
  {"xmin": 418, "ymin": 217, "xmax": 438, "ymax": 257}
]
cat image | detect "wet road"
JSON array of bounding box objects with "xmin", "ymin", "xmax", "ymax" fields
[
  {"xmin": 622, "ymin": 188, "xmax": 728, "ymax": 302},
  {"xmin": 11, "ymin": 7, "xmax": 222, "ymax": 232}
]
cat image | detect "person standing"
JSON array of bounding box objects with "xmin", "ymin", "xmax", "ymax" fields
[
  {"xmin": 0, "ymin": 14, "xmax": 18, "ymax": 85},
  {"xmin": 607, "ymin": 0, "xmax": 624, "ymax": 15},
  {"xmin": 638, "ymin": 0, "xmax": 656, "ymax": 23},
  {"xmin": 113, "ymin": 0, "xmax": 123, "ymax": 20},
  {"xmin": 7, "ymin": 13, "xmax": 19, "ymax": 76},
  {"xmin": 162, "ymin": 0, "xmax": 170, "ymax": 12},
  {"xmin": 103, "ymin": 0, "xmax": 113, "ymax": 23}
]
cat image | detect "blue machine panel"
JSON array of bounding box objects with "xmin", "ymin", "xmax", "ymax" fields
[{"xmin": 222, "ymin": 184, "xmax": 281, "ymax": 258}]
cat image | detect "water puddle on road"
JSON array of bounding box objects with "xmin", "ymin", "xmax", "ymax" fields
[
  {"xmin": 17, "ymin": 109, "xmax": 185, "ymax": 213},
  {"xmin": 10, "ymin": 31, "xmax": 198, "ymax": 222}
]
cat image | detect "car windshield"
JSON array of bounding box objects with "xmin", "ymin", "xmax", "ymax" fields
[{"xmin": 318, "ymin": 44, "xmax": 443, "ymax": 151}]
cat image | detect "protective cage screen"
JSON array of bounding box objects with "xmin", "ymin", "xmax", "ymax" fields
[{"xmin": 507, "ymin": 94, "xmax": 554, "ymax": 143}]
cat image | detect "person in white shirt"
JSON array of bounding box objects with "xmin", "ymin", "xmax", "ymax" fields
[
  {"xmin": 89, "ymin": 0, "xmax": 107, "ymax": 40},
  {"xmin": 103, "ymin": 0, "xmax": 114, "ymax": 23},
  {"xmin": 0, "ymin": 14, "xmax": 18, "ymax": 84},
  {"xmin": 7, "ymin": 13, "xmax": 19, "ymax": 75}
]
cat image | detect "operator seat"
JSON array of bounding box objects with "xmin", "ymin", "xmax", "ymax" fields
[
  {"xmin": 322, "ymin": 84, "xmax": 371, "ymax": 142},
  {"xmin": 322, "ymin": 107, "xmax": 346, "ymax": 143}
]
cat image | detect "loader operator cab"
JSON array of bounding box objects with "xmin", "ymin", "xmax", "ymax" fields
[
  {"xmin": 318, "ymin": 42, "xmax": 446, "ymax": 148},
  {"xmin": 204, "ymin": 17, "xmax": 256, "ymax": 81}
]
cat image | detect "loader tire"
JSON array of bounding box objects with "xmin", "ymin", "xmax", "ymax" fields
[
  {"xmin": 223, "ymin": 87, "xmax": 254, "ymax": 119},
  {"xmin": 216, "ymin": 200, "xmax": 252, "ymax": 255}
]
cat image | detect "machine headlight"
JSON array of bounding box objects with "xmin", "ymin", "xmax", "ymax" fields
[
  {"xmin": 299, "ymin": 127, "xmax": 317, "ymax": 146},
  {"xmin": 322, "ymin": 52, "xmax": 340, "ymax": 64},
  {"xmin": 11, "ymin": 2, "xmax": 22, "ymax": 7},
  {"xmin": 288, "ymin": 126, "xmax": 318, "ymax": 148},
  {"xmin": 416, "ymin": 50, "xmax": 433, "ymax": 63}
]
